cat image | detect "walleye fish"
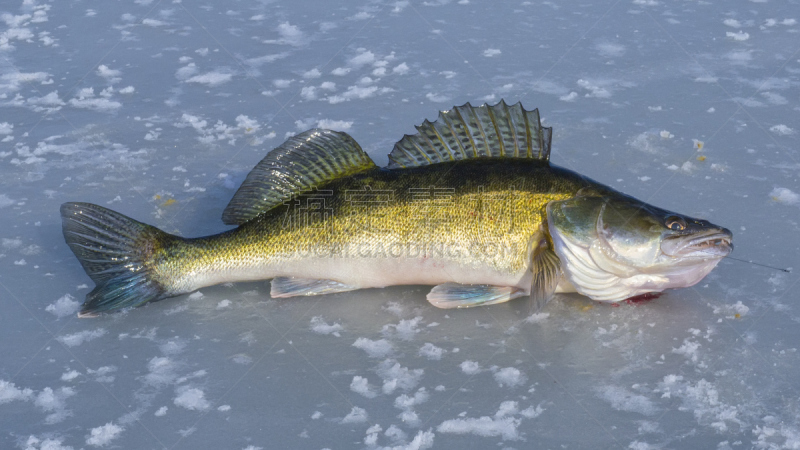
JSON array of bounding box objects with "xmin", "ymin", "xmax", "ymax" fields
[{"xmin": 62, "ymin": 101, "xmax": 733, "ymax": 317}]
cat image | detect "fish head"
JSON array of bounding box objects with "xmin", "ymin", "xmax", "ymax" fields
[{"xmin": 546, "ymin": 191, "xmax": 732, "ymax": 302}]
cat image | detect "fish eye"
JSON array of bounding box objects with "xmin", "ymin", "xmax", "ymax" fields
[{"xmin": 666, "ymin": 216, "xmax": 687, "ymax": 231}]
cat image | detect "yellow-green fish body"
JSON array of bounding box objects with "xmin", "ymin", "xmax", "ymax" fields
[
  {"xmin": 62, "ymin": 101, "xmax": 732, "ymax": 316},
  {"xmin": 161, "ymin": 160, "xmax": 589, "ymax": 292}
]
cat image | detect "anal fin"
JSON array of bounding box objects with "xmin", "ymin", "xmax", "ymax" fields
[
  {"xmin": 530, "ymin": 231, "xmax": 563, "ymax": 312},
  {"xmin": 427, "ymin": 283, "xmax": 524, "ymax": 309},
  {"xmin": 270, "ymin": 277, "xmax": 357, "ymax": 298}
]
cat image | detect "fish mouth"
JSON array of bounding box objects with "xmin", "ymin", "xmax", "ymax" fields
[{"xmin": 661, "ymin": 229, "xmax": 733, "ymax": 258}]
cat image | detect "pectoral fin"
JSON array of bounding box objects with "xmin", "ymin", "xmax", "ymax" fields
[
  {"xmin": 270, "ymin": 277, "xmax": 358, "ymax": 298},
  {"xmin": 529, "ymin": 232, "xmax": 563, "ymax": 312},
  {"xmin": 426, "ymin": 283, "xmax": 525, "ymax": 309}
]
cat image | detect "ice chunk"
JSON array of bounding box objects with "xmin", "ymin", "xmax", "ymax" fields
[
  {"xmin": 393, "ymin": 63, "xmax": 409, "ymax": 75},
  {"xmin": 86, "ymin": 422, "xmax": 123, "ymax": 447},
  {"xmin": 46, "ymin": 294, "xmax": 80, "ymax": 318},
  {"xmin": 341, "ymin": 406, "xmax": 368, "ymax": 424},
  {"xmin": 595, "ymin": 385, "xmax": 658, "ymax": 415},
  {"xmin": 672, "ymin": 339, "xmax": 701, "ymax": 363},
  {"xmin": 61, "ymin": 370, "xmax": 80, "ymax": 381},
  {"xmin": 36, "ymin": 387, "xmax": 75, "ymax": 424},
  {"xmin": 174, "ymin": 386, "xmax": 210, "ymax": 411},
  {"xmin": 57, "ymin": 329, "xmax": 107, "ymax": 347},
  {"xmin": 142, "ymin": 18, "xmax": 167, "ymax": 27},
  {"xmin": 302, "ymin": 68, "xmax": 321, "ymax": 79},
  {"xmin": 723, "ymin": 18, "xmax": 741, "ymax": 28},
  {"xmin": 438, "ymin": 415, "xmax": 521, "ymax": 440},
  {"xmin": 494, "ymin": 400, "xmax": 518, "ymax": 418},
  {"xmin": 270, "ymin": 22, "xmax": 305, "ymax": 45},
  {"xmin": 0, "ymin": 380, "xmax": 33, "ymax": 404},
  {"xmin": 349, "ymin": 49, "xmax": 376, "ymax": 67},
  {"xmin": 382, "ymin": 317, "xmax": 422, "ymax": 340},
  {"xmin": 770, "ymin": 124, "xmax": 795, "ymax": 136},
  {"xmin": 726, "ymin": 31, "xmax": 749, "ymax": 41},
  {"xmin": 145, "ymin": 357, "xmax": 178, "ymax": 387},
  {"xmin": 493, "ymin": 367, "xmax": 527, "ymax": 388},
  {"xmin": 21, "ymin": 435, "xmax": 72, "ymax": 450},
  {"xmin": 97, "ymin": 65, "xmax": 121, "ymax": 79},
  {"xmin": 216, "ymin": 299, "xmax": 232, "ymax": 309},
  {"xmin": 316, "ymin": 119, "xmax": 353, "ymax": 131},
  {"xmin": 350, "ymin": 376, "xmax": 378, "ymax": 398},
  {"xmin": 300, "ymin": 86, "xmax": 316, "ymax": 100},
  {"xmin": 353, "ymin": 337, "xmax": 393, "ymax": 358},
  {"xmin": 576, "ymin": 79, "xmax": 611, "ymax": 98},
  {"xmin": 87, "ymin": 366, "xmax": 116, "ymax": 383},
  {"xmin": 377, "ymin": 359, "xmax": 423, "ymax": 394},
  {"xmin": 559, "ymin": 91, "xmax": 578, "ymax": 102},
  {"xmin": 185, "ymin": 72, "xmax": 233, "ymax": 87},
  {"xmin": 418, "ymin": 343, "xmax": 445, "ymax": 360},
  {"xmin": 394, "ymin": 388, "xmax": 429, "ymax": 410},
  {"xmin": 712, "ymin": 300, "xmax": 750, "ymax": 318},
  {"xmin": 425, "ymin": 92, "xmax": 449, "ymax": 102},
  {"xmin": 310, "ymin": 316, "xmax": 344, "ymax": 336},
  {"xmin": 460, "ymin": 360, "xmax": 480, "ymax": 375},
  {"xmin": 595, "ymin": 41, "xmax": 625, "ymax": 57}
]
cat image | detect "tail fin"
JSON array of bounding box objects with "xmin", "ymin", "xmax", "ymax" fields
[{"xmin": 61, "ymin": 202, "xmax": 171, "ymax": 317}]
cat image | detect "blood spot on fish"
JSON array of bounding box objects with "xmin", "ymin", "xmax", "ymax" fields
[{"xmin": 624, "ymin": 292, "xmax": 663, "ymax": 305}]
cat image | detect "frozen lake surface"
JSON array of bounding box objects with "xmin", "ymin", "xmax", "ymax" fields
[{"xmin": 1, "ymin": 0, "xmax": 799, "ymax": 449}]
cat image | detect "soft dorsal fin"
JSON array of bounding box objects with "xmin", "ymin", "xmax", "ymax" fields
[
  {"xmin": 387, "ymin": 100, "xmax": 552, "ymax": 169},
  {"xmin": 222, "ymin": 129, "xmax": 376, "ymax": 225}
]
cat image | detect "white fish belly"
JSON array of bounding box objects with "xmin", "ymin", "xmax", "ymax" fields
[{"xmin": 189, "ymin": 256, "xmax": 532, "ymax": 294}]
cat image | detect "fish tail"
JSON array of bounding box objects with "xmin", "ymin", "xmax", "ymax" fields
[{"xmin": 61, "ymin": 202, "xmax": 173, "ymax": 317}]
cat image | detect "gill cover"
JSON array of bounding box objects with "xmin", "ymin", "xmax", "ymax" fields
[{"xmin": 546, "ymin": 194, "xmax": 671, "ymax": 301}]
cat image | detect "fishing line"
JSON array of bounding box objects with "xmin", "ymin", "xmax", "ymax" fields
[
  {"xmin": 723, "ymin": 255, "xmax": 791, "ymax": 273},
  {"xmin": 695, "ymin": 246, "xmax": 790, "ymax": 273}
]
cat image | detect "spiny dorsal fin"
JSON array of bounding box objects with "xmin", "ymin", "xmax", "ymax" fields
[
  {"xmin": 387, "ymin": 100, "xmax": 552, "ymax": 169},
  {"xmin": 222, "ymin": 129, "xmax": 376, "ymax": 225}
]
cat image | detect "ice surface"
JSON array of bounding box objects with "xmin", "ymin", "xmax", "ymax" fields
[{"xmin": 1, "ymin": 0, "xmax": 799, "ymax": 449}]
